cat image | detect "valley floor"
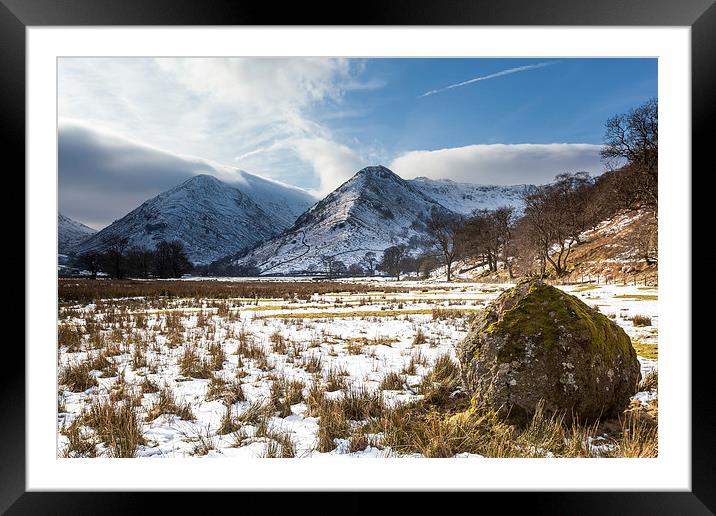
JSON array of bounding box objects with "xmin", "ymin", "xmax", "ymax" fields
[{"xmin": 57, "ymin": 279, "xmax": 658, "ymax": 458}]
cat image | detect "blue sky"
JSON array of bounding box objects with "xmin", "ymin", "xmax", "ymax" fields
[
  {"xmin": 341, "ymin": 58, "xmax": 656, "ymax": 148},
  {"xmin": 59, "ymin": 57, "xmax": 656, "ymax": 228}
]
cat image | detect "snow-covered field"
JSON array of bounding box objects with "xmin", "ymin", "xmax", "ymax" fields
[{"xmin": 57, "ymin": 280, "xmax": 658, "ymax": 458}]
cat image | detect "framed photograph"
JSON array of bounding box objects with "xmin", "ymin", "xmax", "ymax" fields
[{"xmin": 7, "ymin": 0, "xmax": 712, "ymax": 512}]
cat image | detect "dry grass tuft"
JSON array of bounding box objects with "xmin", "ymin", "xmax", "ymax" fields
[
  {"xmin": 145, "ymin": 386, "xmax": 195, "ymax": 421},
  {"xmin": 60, "ymin": 361, "xmax": 98, "ymax": 392},
  {"xmin": 631, "ymin": 314, "xmax": 652, "ymax": 327},
  {"xmin": 379, "ymin": 371, "xmax": 404, "ymax": 391},
  {"xmin": 639, "ymin": 369, "xmax": 658, "ymax": 392},
  {"xmin": 82, "ymin": 397, "xmax": 146, "ymax": 457},
  {"xmin": 58, "ymin": 324, "xmax": 83, "ymax": 352},
  {"xmin": 178, "ymin": 345, "xmax": 213, "ymax": 379}
]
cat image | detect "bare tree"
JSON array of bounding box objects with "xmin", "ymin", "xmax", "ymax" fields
[
  {"xmin": 321, "ymin": 255, "xmax": 346, "ymax": 279},
  {"xmin": 399, "ymin": 256, "xmax": 419, "ymax": 278},
  {"xmin": 492, "ymin": 206, "xmax": 517, "ymax": 278},
  {"xmin": 520, "ymin": 173, "xmax": 596, "ymax": 277},
  {"xmin": 462, "ymin": 210, "xmax": 502, "ymax": 273},
  {"xmin": 126, "ymin": 247, "xmax": 154, "ymax": 279},
  {"xmin": 379, "ymin": 245, "xmax": 407, "ymax": 280},
  {"xmin": 361, "ymin": 252, "xmax": 378, "ymax": 276},
  {"xmin": 154, "ymin": 240, "xmax": 192, "ymax": 278},
  {"xmin": 347, "ymin": 263, "xmax": 365, "ymax": 277},
  {"xmin": 102, "ymin": 236, "xmax": 129, "ymax": 279},
  {"xmin": 424, "ymin": 208, "xmax": 465, "ymax": 281},
  {"xmin": 77, "ymin": 251, "xmax": 102, "ymax": 279},
  {"xmin": 601, "ymin": 97, "xmax": 658, "ymax": 217}
]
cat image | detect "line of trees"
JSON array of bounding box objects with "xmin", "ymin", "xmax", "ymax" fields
[{"xmin": 73, "ymin": 238, "xmax": 193, "ymax": 279}]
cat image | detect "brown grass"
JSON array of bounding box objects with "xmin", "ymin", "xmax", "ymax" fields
[
  {"xmin": 379, "ymin": 372, "xmax": 404, "ymax": 391},
  {"xmin": 145, "ymin": 386, "xmax": 195, "ymax": 421},
  {"xmin": 178, "ymin": 345, "xmax": 213, "ymax": 379},
  {"xmin": 58, "ymin": 324, "xmax": 83, "ymax": 352},
  {"xmin": 59, "ymin": 278, "xmax": 416, "ymax": 305},
  {"xmin": 631, "ymin": 314, "xmax": 653, "ymax": 327},
  {"xmin": 59, "ymin": 360, "xmax": 98, "ymax": 392},
  {"xmin": 82, "ymin": 397, "xmax": 146, "ymax": 458}
]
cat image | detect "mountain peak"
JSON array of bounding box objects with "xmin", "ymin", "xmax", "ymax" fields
[
  {"xmin": 355, "ymin": 165, "xmax": 398, "ymax": 180},
  {"xmin": 180, "ymin": 174, "xmax": 222, "ymax": 188}
]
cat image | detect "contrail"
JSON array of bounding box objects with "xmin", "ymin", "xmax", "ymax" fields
[{"xmin": 421, "ymin": 61, "xmax": 558, "ymax": 97}]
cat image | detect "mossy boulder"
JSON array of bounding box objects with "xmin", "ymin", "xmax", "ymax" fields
[{"xmin": 457, "ymin": 279, "xmax": 641, "ymax": 424}]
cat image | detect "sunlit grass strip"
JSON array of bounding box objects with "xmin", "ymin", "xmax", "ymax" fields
[
  {"xmin": 255, "ymin": 308, "xmax": 483, "ymax": 319},
  {"xmin": 632, "ymin": 341, "xmax": 658, "ymax": 360},
  {"xmin": 613, "ymin": 294, "xmax": 658, "ymax": 301},
  {"xmin": 572, "ymin": 285, "xmax": 601, "ymax": 292}
]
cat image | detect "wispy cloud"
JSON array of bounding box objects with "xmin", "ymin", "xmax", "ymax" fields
[
  {"xmin": 421, "ymin": 61, "xmax": 558, "ymax": 97},
  {"xmin": 58, "ymin": 57, "xmax": 369, "ymax": 191}
]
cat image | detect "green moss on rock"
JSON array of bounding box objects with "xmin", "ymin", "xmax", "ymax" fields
[{"xmin": 485, "ymin": 283, "xmax": 632, "ymax": 363}]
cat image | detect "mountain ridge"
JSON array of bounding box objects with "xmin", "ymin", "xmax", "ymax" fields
[
  {"xmin": 231, "ymin": 166, "xmax": 528, "ymax": 275},
  {"xmin": 58, "ymin": 213, "xmax": 97, "ymax": 254},
  {"xmin": 71, "ymin": 174, "xmax": 306, "ymax": 264}
]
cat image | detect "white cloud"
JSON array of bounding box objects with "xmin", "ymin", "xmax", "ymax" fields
[
  {"xmin": 289, "ymin": 138, "xmax": 365, "ymax": 195},
  {"xmin": 58, "ymin": 57, "xmax": 366, "ymax": 190},
  {"xmin": 389, "ymin": 143, "xmax": 604, "ymax": 185},
  {"xmin": 58, "ymin": 122, "xmax": 315, "ymax": 229}
]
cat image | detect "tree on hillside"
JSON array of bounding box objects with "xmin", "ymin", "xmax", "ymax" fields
[
  {"xmin": 154, "ymin": 240, "xmax": 192, "ymax": 278},
  {"xmin": 463, "ymin": 211, "xmax": 501, "ymax": 273},
  {"xmin": 601, "ymin": 97, "xmax": 658, "ymax": 216},
  {"xmin": 520, "ymin": 173, "xmax": 597, "ymax": 277},
  {"xmin": 379, "ymin": 245, "xmax": 407, "ymax": 280},
  {"xmin": 424, "ymin": 208, "xmax": 465, "ymax": 282}
]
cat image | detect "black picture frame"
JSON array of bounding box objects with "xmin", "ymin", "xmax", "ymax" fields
[{"xmin": 5, "ymin": 0, "xmax": 712, "ymax": 512}]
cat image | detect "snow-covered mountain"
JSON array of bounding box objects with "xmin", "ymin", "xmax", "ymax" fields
[
  {"xmin": 231, "ymin": 166, "xmax": 457, "ymax": 275},
  {"xmin": 224, "ymin": 169, "xmax": 316, "ymax": 228},
  {"xmin": 408, "ymin": 177, "xmax": 528, "ymax": 215},
  {"xmin": 71, "ymin": 174, "xmax": 310, "ymax": 264},
  {"xmin": 58, "ymin": 213, "xmax": 97, "ymax": 254}
]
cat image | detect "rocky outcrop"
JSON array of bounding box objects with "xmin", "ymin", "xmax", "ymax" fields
[{"xmin": 457, "ymin": 280, "xmax": 641, "ymax": 424}]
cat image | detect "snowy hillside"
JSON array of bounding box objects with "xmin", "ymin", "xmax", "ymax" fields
[
  {"xmin": 409, "ymin": 177, "xmax": 527, "ymax": 215},
  {"xmin": 58, "ymin": 213, "xmax": 97, "ymax": 254},
  {"xmin": 232, "ymin": 166, "xmax": 452, "ymax": 275},
  {"xmin": 224, "ymin": 169, "xmax": 317, "ymax": 228},
  {"xmin": 72, "ymin": 175, "xmax": 292, "ymax": 264}
]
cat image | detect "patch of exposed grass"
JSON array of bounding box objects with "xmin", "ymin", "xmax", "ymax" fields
[
  {"xmin": 61, "ymin": 418, "xmax": 98, "ymax": 458},
  {"xmin": 258, "ymin": 308, "xmax": 482, "ymax": 320},
  {"xmin": 632, "ymin": 341, "xmax": 658, "ymax": 360},
  {"xmin": 614, "ymin": 294, "xmax": 658, "ymax": 301},
  {"xmin": 412, "ymin": 328, "xmax": 427, "ymax": 345},
  {"xmin": 619, "ymin": 410, "xmax": 658, "ymax": 457},
  {"xmin": 573, "ymin": 285, "xmax": 600, "ymax": 293}
]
